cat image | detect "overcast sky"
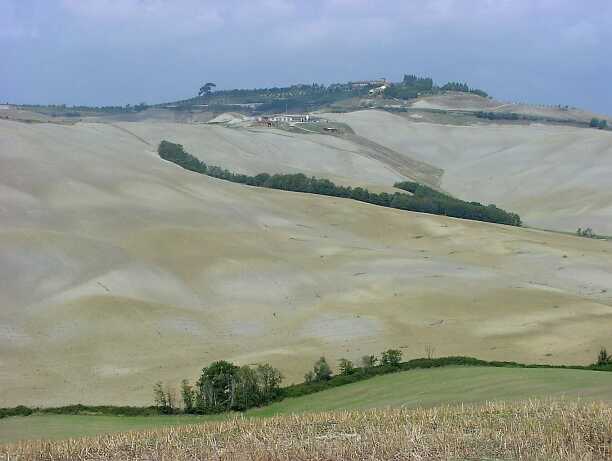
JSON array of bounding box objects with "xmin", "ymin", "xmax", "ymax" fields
[{"xmin": 2, "ymin": 0, "xmax": 611, "ymax": 114}]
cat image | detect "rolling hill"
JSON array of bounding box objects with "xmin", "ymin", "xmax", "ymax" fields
[
  {"xmin": 325, "ymin": 109, "xmax": 612, "ymax": 234},
  {"xmin": 1, "ymin": 116, "xmax": 611, "ymax": 408}
]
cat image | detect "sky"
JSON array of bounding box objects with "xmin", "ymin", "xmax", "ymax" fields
[{"xmin": 1, "ymin": 0, "xmax": 611, "ymax": 114}]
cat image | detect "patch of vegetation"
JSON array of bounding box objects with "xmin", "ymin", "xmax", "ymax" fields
[
  {"xmin": 393, "ymin": 181, "xmax": 522, "ymax": 226},
  {"xmin": 0, "ymin": 405, "xmax": 158, "ymax": 419},
  {"xmin": 158, "ymin": 141, "xmax": 522, "ymax": 226},
  {"xmin": 440, "ymin": 81, "xmax": 489, "ymax": 98},
  {"xmin": 3, "ymin": 348, "xmax": 612, "ymax": 422},
  {"xmin": 590, "ymin": 117, "xmax": 608, "ymax": 129},
  {"xmin": 576, "ymin": 227, "xmax": 600, "ymax": 239},
  {"xmin": 475, "ymin": 110, "xmax": 586, "ymax": 126},
  {"xmin": 384, "ymin": 74, "xmax": 488, "ymax": 100}
]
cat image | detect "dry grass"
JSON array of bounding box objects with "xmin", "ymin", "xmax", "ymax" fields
[{"xmin": 2, "ymin": 400, "xmax": 612, "ymax": 460}]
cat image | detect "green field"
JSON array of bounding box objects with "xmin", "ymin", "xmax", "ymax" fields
[{"xmin": 2, "ymin": 366, "xmax": 612, "ymax": 443}]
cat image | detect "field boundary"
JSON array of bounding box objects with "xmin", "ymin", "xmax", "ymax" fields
[{"xmin": 2, "ymin": 355, "xmax": 611, "ymax": 419}]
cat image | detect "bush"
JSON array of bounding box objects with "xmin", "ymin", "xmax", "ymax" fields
[
  {"xmin": 381, "ymin": 349, "xmax": 403, "ymax": 368},
  {"xmin": 338, "ymin": 358, "xmax": 356, "ymax": 376},
  {"xmin": 596, "ymin": 348, "xmax": 610, "ymax": 366},
  {"xmin": 313, "ymin": 357, "xmax": 333, "ymax": 381},
  {"xmin": 577, "ymin": 227, "xmax": 597, "ymax": 238},
  {"xmin": 590, "ymin": 118, "xmax": 608, "ymax": 129}
]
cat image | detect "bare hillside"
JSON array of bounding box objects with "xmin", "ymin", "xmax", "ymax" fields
[
  {"xmin": 1, "ymin": 118, "xmax": 611, "ymax": 406},
  {"xmin": 107, "ymin": 121, "xmax": 442, "ymax": 188},
  {"xmin": 325, "ymin": 110, "xmax": 612, "ymax": 235}
]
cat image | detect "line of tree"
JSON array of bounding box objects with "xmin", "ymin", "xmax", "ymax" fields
[
  {"xmin": 384, "ymin": 75, "xmax": 488, "ymax": 100},
  {"xmin": 441, "ymin": 82, "xmax": 489, "ymax": 98},
  {"xmin": 154, "ymin": 349, "xmax": 404, "ymax": 414},
  {"xmin": 576, "ymin": 227, "xmax": 598, "ymax": 239},
  {"xmin": 0, "ymin": 346, "xmax": 612, "ymax": 419},
  {"xmin": 158, "ymin": 141, "xmax": 522, "ymax": 226},
  {"xmin": 393, "ymin": 181, "xmax": 522, "ymax": 226},
  {"xmin": 476, "ymin": 111, "xmax": 584, "ymax": 126}
]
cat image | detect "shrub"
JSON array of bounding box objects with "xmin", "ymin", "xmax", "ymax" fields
[
  {"xmin": 313, "ymin": 357, "xmax": 333, "ymax": 381},
  {"xmin": 381, "ymin": 349, "xmax": 403, "ymax": 368},
  {"xmin": 596, "ymin": 348, "xmax": 610, "ymax": 366},
  {"xmin": 338, "ymin": 358, "xmax": 356, "ymax": 376}
]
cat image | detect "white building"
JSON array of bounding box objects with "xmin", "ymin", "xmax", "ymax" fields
[{"xmin": 268, "ymin": 114, "xmax": 311, "ymax": 123}]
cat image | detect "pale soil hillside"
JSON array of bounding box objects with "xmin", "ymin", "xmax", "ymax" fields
[
  {"xmin": 325, "ymin": 110, "xmax": 612, "ymax": 235},
  {"xmin": 108, "ymin": 121, "xmax": 429, "ymax": 188},
  {"xmin": 1, "ymin": 119, "xmax": 611, "ymax": 406},
  {"xmin": 409, "ymin": 92, "xmax": 611, "ymax": 123}
]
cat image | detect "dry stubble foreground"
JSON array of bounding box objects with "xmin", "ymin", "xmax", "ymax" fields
[{"xmin": 2, "ymin": 400, "xmax": 612, "ymax": 460}]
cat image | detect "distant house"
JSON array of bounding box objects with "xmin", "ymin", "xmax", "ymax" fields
[
  {"xmin": 268, "ymin": 114, "xmax": 311, "ymax": 123},
  {"xmin": 349, "ymin": 78, "xmax": 386, "ymax": 90},
  {"xmin": 368, "ymin": 85, "xmax": 389, "ymax": 95}
]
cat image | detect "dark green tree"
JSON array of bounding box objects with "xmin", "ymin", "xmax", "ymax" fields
[
  {"xmin": 196, "ymin": 360, "xmax": 238, "ymax": 413},
  {"xmin": 597, "ymin": 347, "xmax": 610, "ymax": 366},
  {"xmin": 313, "ymin": 356, "xmax": 333, "ymax": 381},
  {"xmin": 198, "ymin": 82, "xmax": 217, "ymax": 96},
  {"xmin": 338, "ymin": 358, "xmax": 356, "ymax": 376},
  {"xmin": 256, "ymin": 364, "xmax": 283, "ymax": 401},
  {"xmin": 381, "ymin": 349, "xmax": 403, "ymax": 368},
  {"xmin": 181, "ymin": 379, "xmax": 195, "ymax": 413}
]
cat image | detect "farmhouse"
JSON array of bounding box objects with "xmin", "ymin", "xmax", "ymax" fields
[
  {"xmin": 269, "ymin": 114, "xmax": 311, "ymax": 123},
  {"xmin": 349, "ymin": 78, "xmax": 386, "ymax": 89}
]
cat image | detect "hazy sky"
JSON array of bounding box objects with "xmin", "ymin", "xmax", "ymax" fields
[{"xmin": 2, "ymin": 0, "xmax": 611, "ymax": 114}]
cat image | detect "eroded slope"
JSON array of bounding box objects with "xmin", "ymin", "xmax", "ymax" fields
[{"xmin": 1, "ymin": 119, "xmax": 611, "ymax": 406}]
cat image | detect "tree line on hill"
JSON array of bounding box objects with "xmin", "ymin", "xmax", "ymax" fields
[
  {"xmin": 154, "ymin": 346, "xmax": 612, "ymax": 415},
  {"xmin": 170, "ymin": 73, "xmax": 489, "ymax": 110},
  {"xmin": 476, "ymin": 111, "xmax": 578, "ymax": 124},
  {"xmin": 3, "ymin": 348, "xmax": 612, "ymax": 419},
  {"xmin": 158, "ymin": 141, "xmax": 522, "ymax": 226},
  {"xmin": 153, "ymin": 349, "xmax": 405, "ymax": 414}
]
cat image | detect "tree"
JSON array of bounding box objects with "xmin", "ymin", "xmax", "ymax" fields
[
  {"xmin": 304, "ymin": 370, "xmax": 315, "ymax": 384},
  {"xmin": 233, "ymin": 366, "xmax": 261, "ymax": 411},
  {"xmin": 133, "ymin": 102, "xmax": 148, "ymax": 112},
  {"xmin": 597, "ymin": 347, "xmax": 610, "ymax": 366},
  {"xmin": 153, "ymin": 382, "xmax": 176, "ymax": 414},
  {"xmin": 256, "ymin": 364, "xmax": 283, "ymax": 402},
  {"xmin": 338, "ymin": 358, "xmax": 356, "ymax": 376},
  {"xmin": 153, "ymin": 381, "xmax": 166, "ymax": 410},
  {"xmin": 361, "ymin": 354, "xmax": 378, "ymax": 368},
  {"xmin": 313, "ymin": 356, "xmax": 333, "ymax": 381},
  {"xmin": 577, "ymin": 227, "xmax": 596, "ymax": 238},
  {"xmin": 181, "ymin": 379, "xmax": 195, "ymax": 413},
  {"xmin": 380, "ymin": 349, "xmax": 403, "ymax": 368},
  {"xmin": 198, "ymin": 82, "xmax": 216, "ymax": 96},
  {"xmin": 425, "ymin": 344, "xmax": 436, "ymax": 360},
  {"xmin": 196, "ymin": 360, "xmax": 239, "ymax": 413}
]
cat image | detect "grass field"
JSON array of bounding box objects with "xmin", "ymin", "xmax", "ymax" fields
[{"xmin": 3, "ymin": 366, "xmax": 612, "ymax": 443}]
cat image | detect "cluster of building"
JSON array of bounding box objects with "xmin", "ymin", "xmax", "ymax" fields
[
  {"xmin": 256, "ymin": 113, "xmax": 314, "ymax": 126},
  {"xmin": 256, "ymin": 78, "xmax": 389, "ymax": 127}
]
